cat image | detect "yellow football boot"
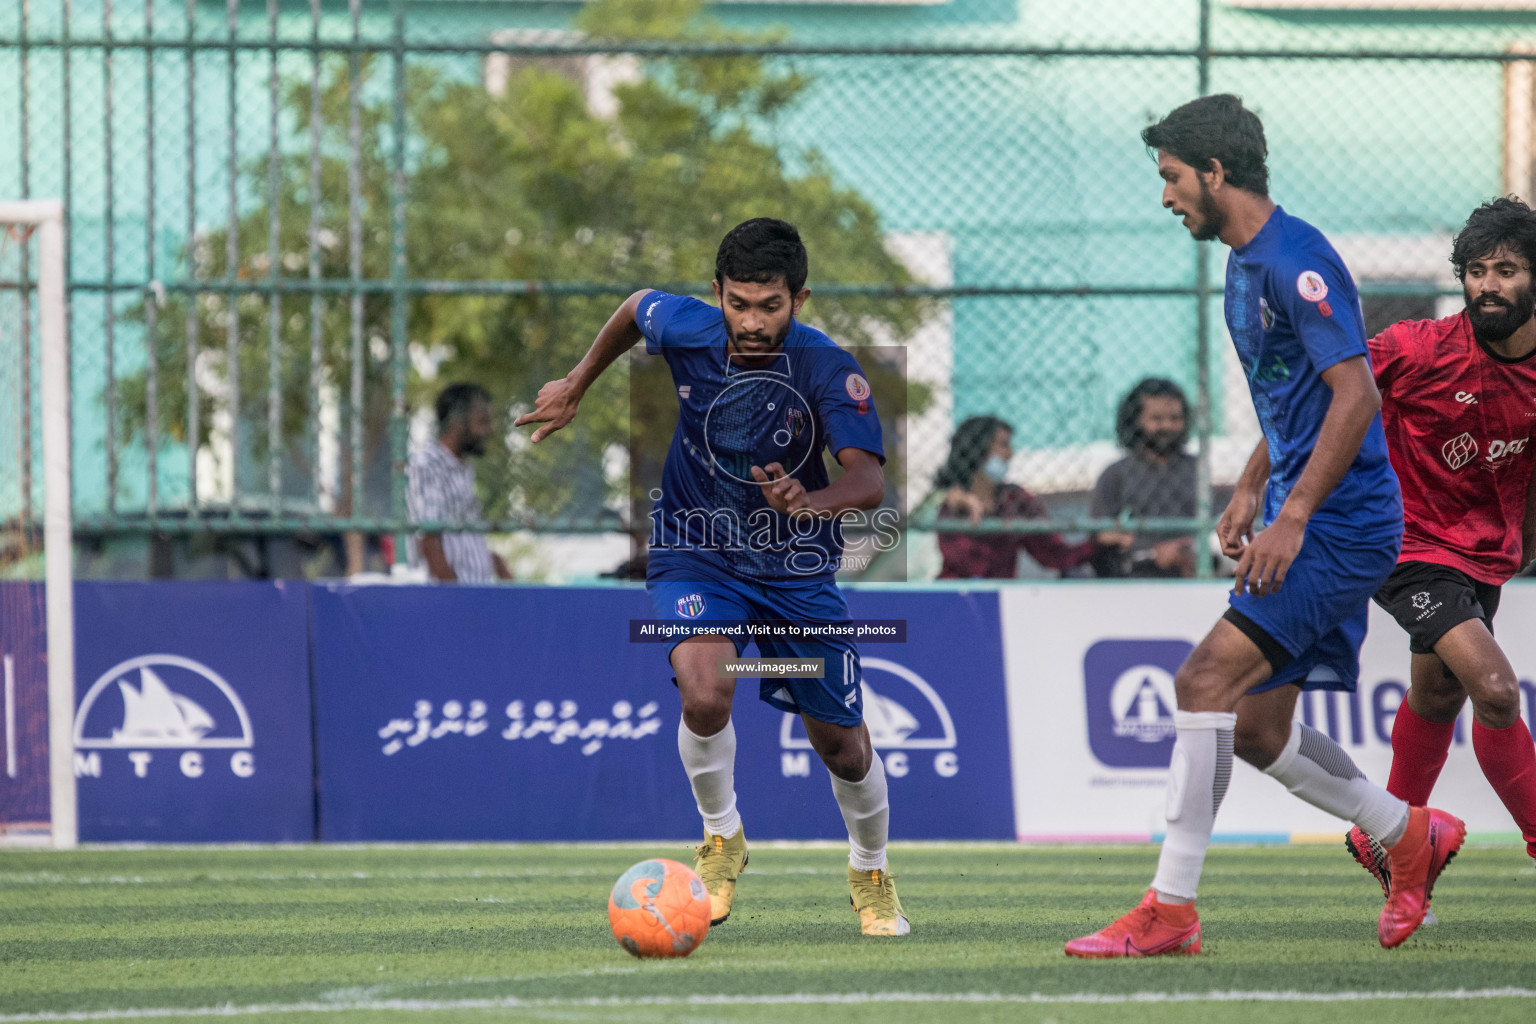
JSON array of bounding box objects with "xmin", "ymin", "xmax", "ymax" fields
[
  {"xmin": 693, "ymin": 827, "xmax": 749, "ymax": 925},
  {"xmin": 848, "ymin": 864, "xmax": 910, "ymax": 936}
]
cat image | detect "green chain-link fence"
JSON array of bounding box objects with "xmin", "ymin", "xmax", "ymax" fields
[{"xmin": 0, "ymin": 0, "xmax": 1523, "ymax": 581}]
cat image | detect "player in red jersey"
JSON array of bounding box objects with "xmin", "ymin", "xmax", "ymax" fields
[{"xmin": 1346, "ymin": 197, "xmax": 1536, "ymax": 890}]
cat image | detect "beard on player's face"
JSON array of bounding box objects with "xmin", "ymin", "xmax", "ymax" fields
[
  {"xmin": 725, "ymin": 312, "xmax": 793, "ymax": 362},
  {"xmin": 1187, "ymin": 178, "xmax": 1225, "ymax": 242},
  {"xmin": 1466, "ymin": 280, "xmax": 1536, "ymax": 344}
]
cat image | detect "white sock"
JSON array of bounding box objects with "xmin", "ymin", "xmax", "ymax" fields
[
  {"xmin": 1151, "ymin": 710, "xmax": 1236, "ymax": 902},
  {"xmin": 1263, "ymin": 722, "xmax": 1409, "ymax": 846},
  {"xmin": 829, "ymin": 753, "xmax": 889, "ymax": 871},
  {"xmin": 678, "ymin": 719, "xmax": 741, "ymax": 838}
]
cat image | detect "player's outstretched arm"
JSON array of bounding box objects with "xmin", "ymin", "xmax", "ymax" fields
[
  {"xmin": 1234, "ymin": 355, "xmax": 1379, "ymax": 596},
  {"xmin": 514, "ymin": 289, "xmax": 649, "ymax": 443},
  {"xmin": 750, "ymin": 448, "xmax": 884, "ymax": 518}
]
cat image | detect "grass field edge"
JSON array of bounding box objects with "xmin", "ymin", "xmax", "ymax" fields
[{"xmin": 3, "ymin": 987, "xmax": 1536, "ymax": 1022}]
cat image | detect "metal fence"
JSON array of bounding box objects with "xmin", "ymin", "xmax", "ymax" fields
[{"xmin": 0, "ymin": 1, "xmax": 1522, "ymax": 580}]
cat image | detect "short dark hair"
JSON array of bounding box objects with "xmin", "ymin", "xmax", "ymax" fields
[
  {"xmin": 934, "ymin": 415, "xmax": 1011, "ymax": 490},
  {"xmin": 1142, "ymin": 94, "xmax": 1269, "ymax": 197},
  {"xmin": 715, "ymin": 218, "xmax": 809, "ymax": 296},
  {"xmin": 1450, "ymin": 196, "xmax": 1536, "ymax": 281},
  {"xmin": 435, "ymin": 381, "xmax": 491, "ymax": 430},
  {"xmin": 1116, "ymin": 377, "xmax": 1190, "ymax": 451}
]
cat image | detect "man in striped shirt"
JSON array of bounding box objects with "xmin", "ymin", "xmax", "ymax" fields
[{"xmin": 406, "ymin": 382, "xmax": 511, "ymax": 584}]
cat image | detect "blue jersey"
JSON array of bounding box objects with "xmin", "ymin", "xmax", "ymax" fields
[
  {"xmin": 638, "ymin": 291, "xmax": 885, "ymax": 582},
  {"xmin": 1224, "ymin": 207, "xmax": 1401, "ymax": 534}
]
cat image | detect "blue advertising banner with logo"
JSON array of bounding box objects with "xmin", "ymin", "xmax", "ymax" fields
[
  {"xmin": 309, "ymin": 584, "xmax": 1014, "ymax": 841},
  {"xmin": 72, "ymin": 581, "xmax": 315, "ymax": 841}
]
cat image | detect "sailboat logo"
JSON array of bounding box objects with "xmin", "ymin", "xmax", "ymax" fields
[
  {"xmin": 861, "ymin": 684, "xmax": 921, "ymax": 746},
  {"xmin": 74, "ymin": 654, "xmax": 255, "ymax": 749},
  {"xmin": 112, "ymin": 668, "xmax": 215, "ymax": 744},
  {"xmin": 779, "ymin": 658, "xmax": 956, "ymax": 751}
]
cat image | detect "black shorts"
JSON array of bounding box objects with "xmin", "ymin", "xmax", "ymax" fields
[{"xmin": 1373, "ymin": 560, "xmax": 1501, "ymax": 655}]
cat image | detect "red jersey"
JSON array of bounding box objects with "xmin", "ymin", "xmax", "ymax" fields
[{"xmin": 1370, "ymin": 311, "xmax": 1536, "ymax": 583}]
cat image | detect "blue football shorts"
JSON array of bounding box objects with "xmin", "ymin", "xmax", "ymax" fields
[
  {"xmin": 1226, "ymin": 520, "xmax": 1401, "ymax": 694},
  {"xmin": 647, "ymin": 561, "xmax": 862, "ymax": 727}
]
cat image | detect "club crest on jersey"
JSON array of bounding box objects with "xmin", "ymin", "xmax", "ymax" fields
[
  {"xmin": 1442, "ymin": 432, "xmax": 1478, "ymax": 471},
  {"xmin": 844, "ymin": 373, "xmax": 871, "ymax": 401},
  {"xmin": 1258, "ymin": 297, "xmax": 1274, "ymax": 330},
  {"xmin": 783, "ymin": 406, "xmax": 808, "ymax": 438},
  {"xmin": 675, "ymin": 593, "xmax": 706, "ymax": 618},
  {"xmin": 1296, "ymin": 270, "xmax": 1329, "ymax": 303}
]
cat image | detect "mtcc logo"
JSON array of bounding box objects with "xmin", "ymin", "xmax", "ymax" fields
[
  {"xmin": 1084, "ymin": 639, "xmax": 1193, "ymax": 769},
  {"xmin": 73, "ymin": 654, "xmax": 256, "ymax": 780},
  {"xmin": 779, "ymin": 658, "xmax": 957, "ymax": 779}
]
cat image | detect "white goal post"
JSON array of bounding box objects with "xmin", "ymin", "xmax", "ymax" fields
[{"xmin": 0, "ymin": 200, "xmax": 75, "ymax": 849}]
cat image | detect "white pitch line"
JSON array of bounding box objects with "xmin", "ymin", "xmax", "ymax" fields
[{"xmin": 2, "ymin": 989, "xmax": 1535, "ymax": 1022}]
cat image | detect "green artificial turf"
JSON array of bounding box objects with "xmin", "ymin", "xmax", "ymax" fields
[{"xmin": 1, "ymin": 843, "xmax": 1533, "ymax": 1022}]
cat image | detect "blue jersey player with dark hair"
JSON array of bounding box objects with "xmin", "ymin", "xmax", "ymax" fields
[
  {"xmin": 1066, "ymin": 95, "xmax": 1465, "ymax": 959},
  {"xmin": 516, "ymin": 218, "xmax": 908, "ymax": 936}
]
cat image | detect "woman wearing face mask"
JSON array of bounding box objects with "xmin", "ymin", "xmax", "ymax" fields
[{"xmin": 933, "ymin": 415, "xmax": 1093, "ymax": 579}]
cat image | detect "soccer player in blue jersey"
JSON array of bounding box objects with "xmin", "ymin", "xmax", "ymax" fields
[
  {"xmin": 515, "ymin": 218, "xmax": 907, "ymax": 936},
  {"xmin": 1066, "ymin": 95, "xmax": 1465, "ymax": 958}
]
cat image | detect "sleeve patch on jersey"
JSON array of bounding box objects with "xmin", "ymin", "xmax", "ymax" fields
[
  {"xmin": 1317, "ymin": 299, "xmax": 1332, "ymax": 317},
  {"xmin": 1296, "ymin": 270, "xmax": 1329, "ymax": 303},
  {"xmin": 643, "ymin": 296, "xmax": 664, "ymax": 332},
  {"xmin": 844, "ymin": 372, "xmax": 871, "ymax": 401}
]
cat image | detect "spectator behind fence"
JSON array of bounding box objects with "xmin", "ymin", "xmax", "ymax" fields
[
  {"xmin": 406, "ymin": 382, "xmax": 512, "ymax": 583},
  {"xmin": 1091, "ymin": 377, "xmax": 1198, "ymax": 577},
  {"xmin": 934, "ymin": 415, "xmax": 1093, "ymax": 579}
]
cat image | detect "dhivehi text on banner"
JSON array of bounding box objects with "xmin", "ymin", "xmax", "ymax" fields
[{"xmin": 309, "ymin": 584, "xmax": 1013, "ymax": 841}]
